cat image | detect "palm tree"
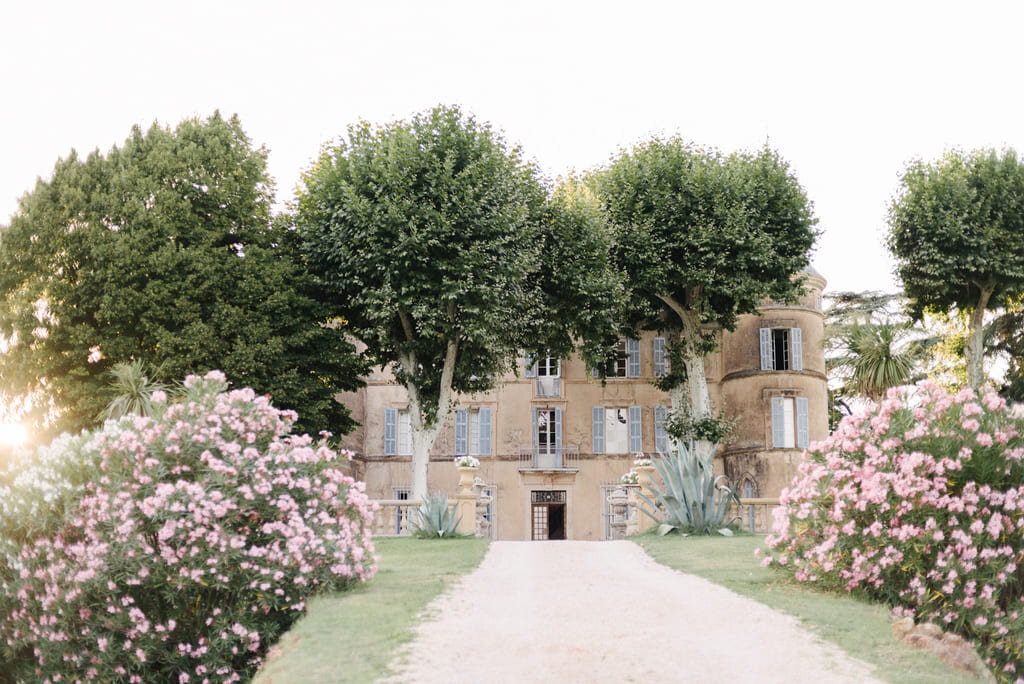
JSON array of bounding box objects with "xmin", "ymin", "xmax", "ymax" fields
[
  {"xmin": 826, "ymin": 292, "xmax": 935, "ymax": 404},
  {"xmin": 99, "ymin": 360, "xmax": 170, "ymax": 420}
]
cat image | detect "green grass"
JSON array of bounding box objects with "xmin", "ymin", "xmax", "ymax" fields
[
  {"xmin": 253, "ymin": 536, "xmax": 490, "ymax": 684},
  {"xmin": 635, "ymin": 534, "xmax": 981, "ymax": 684}
]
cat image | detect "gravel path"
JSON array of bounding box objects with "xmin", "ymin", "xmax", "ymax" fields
[{"xmin": 386, "ymin": 541, "xmax": 881, "ymax": 683}]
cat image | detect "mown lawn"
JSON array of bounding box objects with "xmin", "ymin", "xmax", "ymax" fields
[
  {"xmin": 635, "ymin": 534, "xmax": 982, "ymax": 684},
  {"xmin": 253, "ymin": 536, "xmax": 490, "ymax": 684}
]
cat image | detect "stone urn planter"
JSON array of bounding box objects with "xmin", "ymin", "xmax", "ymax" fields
[{"xmin": 454, "ymin": 456, "xmax": 480, "ymax": 535}]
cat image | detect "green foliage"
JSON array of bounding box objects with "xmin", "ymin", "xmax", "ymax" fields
[
  {"xmin": 636, "ymin": 441, "xmax": 740, "ymax": 536},
  {"xmin": 0, "ymin": 113, "xmax": 366, "ymax": 440},
  {"xmin": 411, "ymin": 492, "xmax": 462, "ymax": 538},
  {"xmin": 665, "ymin": 404, "xmax": 737, "ymax": 445},
  {"xmin": 594, "ymin": 139, "xmax": 817, "ymax": 343},
  {"xmin": 296, "ymin": 106, "xmax": 621, "ymax": 431}
]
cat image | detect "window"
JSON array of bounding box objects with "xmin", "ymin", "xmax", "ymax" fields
[
  {"xmin": 533, "ymin": 356, "xmax": 561, "ymax": 397},
  {"xmin": 654, "ymin": 406, "xmax": 668, "ymax": 453},
  {"xmin": 653, "ymin": 337, "xmax": 666, "ymax": 378},
  {"xmin": 384, "ymin": 408, "xmax": 414, "ymax": 456},
  {"xmin": 595, "ymin": 339, "xmax": 640, "ymax": 378},
  {"xmin": 592, "ymin": 405, "xmax": 642, "ymax": 454},
  {"xmin": 759, "ymin": 327, "xmax": 803, "ymax": 371},
  {"xmin": 454, "ymin": 407, "xmax": 492, "ymax": 456},
  {"xmin": 770, "ymin": 396, "xmax": 809, "ymax": 449},
  {"xmin": 533, "ymin": 408, "xmax": 560, "ymax": 455}
]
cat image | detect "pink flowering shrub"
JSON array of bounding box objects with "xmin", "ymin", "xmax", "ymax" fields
[
  {"xmin": 0, "ymin": 371, "xmax": 376, "ymax": 682},
  {"xmin": 766, "ymin": 382, "xmax": 1024, "ymax": 682}
]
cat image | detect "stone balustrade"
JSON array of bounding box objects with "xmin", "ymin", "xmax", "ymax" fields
[
  {"xmin": 604, "ymin": 486, "xmax": 780, "ymax": 537},
  {"xmin": 370, "ymin": 466, "xmax": 493, "ymax": 537}
]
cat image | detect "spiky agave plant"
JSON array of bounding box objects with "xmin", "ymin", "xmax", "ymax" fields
[
  {"xmin": 636, "ymin": 441, "xmax": 740, "ymax": 536},
  {"xmin": 411, "ymin": 492, "xmax": 463, "ymax": 538}
]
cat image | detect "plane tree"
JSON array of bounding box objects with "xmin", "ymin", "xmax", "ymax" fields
[
  {"xmin": 888, "ymin": 148, "xmax": 1024, "ymax": 389},
  {"xmin": 594, "ymin": 139, "xmax": 817, "ymax": 458},
  {"xmin": 295, "ymin": 106, "xmax": 622, "ymax": 499}
]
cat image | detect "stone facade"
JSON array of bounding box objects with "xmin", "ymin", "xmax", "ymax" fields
[{"xmin": 340, "ymin": 269, "xmax": 827, "ymax": 541}]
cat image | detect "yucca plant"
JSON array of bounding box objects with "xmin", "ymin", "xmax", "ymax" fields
[
  {"xmin": 99, "ymin": 360, "xmax": 170, "ymax": 421},
  {"xmin": 411, "ymin": 492, "xmax": 463, "ymax": 538},
  {"xmin": 636, "ymin": 441, "xmax": 740, "ymax": 536}
]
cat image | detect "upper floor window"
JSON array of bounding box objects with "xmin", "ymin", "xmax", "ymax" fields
[
  {"xmin": 592, "ymin": 405, "xmax": 642, "ymax": 454},
  {"xmin": 653, "ymin": 337, "xmax": 666, "ymax": 378},
  {"xmin": 455, "ymin": 407, "xmax": 492, "ymax": 456},
  {"xmin": 594, "ymin": 339, "xmax": 641, "ymax": 378},
  {"xmin": 384, "ymin": 408, "xmax": 413, "ymax": 456},
  {"xmin": 759, "ymin": 327, "xmax": 803, "ymax": 371},
  {"xmin": 525, "ymin": 355, "xmax": 561, "ymax": 397}
]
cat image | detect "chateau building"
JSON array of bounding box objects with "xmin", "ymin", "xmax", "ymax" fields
[{"xmin": 339, "ymin": 268, "xmax": 827, "ymax": 541}]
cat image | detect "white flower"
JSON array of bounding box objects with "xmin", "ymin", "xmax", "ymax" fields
[{"xmin": 454, "ymin": 455, "xmax": 480, "ymax": 468}]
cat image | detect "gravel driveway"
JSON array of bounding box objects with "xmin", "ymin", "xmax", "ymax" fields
[{"xmin": 386, "ymin": 541, "xmax": 881, "ymax": 683}]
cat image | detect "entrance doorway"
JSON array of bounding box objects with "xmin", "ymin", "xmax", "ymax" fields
[{"xmin": 531, "ymin": 490, "xmax": 566, "ymax": 540}]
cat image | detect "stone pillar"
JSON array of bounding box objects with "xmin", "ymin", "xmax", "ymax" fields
[
  {"xmin": 637, "ymin": 464, "xmax": 658, "ymax": 533},
  {"xmin": 608, "ymin": 487, "xmax": 629, "ymax": 540},
  {"xmin": 456, "ymin": 466, "xmax": 478, "ymax": 536}
]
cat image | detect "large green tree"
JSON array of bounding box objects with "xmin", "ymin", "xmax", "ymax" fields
[
  {"xmin": 295, "ymin": 106, "xmax": 622, "ymax": 499},
  {"xmin": 0, "ymin": 113, "xmax": 365, "ymax": 442},
  {"xmin": 888, "ymin": 148, "xmax": 1024, "ymax": 388},
  {"xmin": 594, "ymin": 139, "xmax": 817, "ymax": 458}
]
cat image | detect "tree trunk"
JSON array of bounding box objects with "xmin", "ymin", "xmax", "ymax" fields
[
  {"xmin": 410, "ymin": 421, "xmax": 440, "ymax": 502},
  {"xmin": 965, "ymin": 285, "xmax": 993, "ymax": 389},
  {"xmin": 659, "ymin": 294, "xmax": 715, "ymax": 461},
  {"xmin": 681, "ymin": 354, "xmax": 715, "ymax": 462},
  {"xmin": 400, "ymin": 335, "xmax": 459, "ymax": 502}
]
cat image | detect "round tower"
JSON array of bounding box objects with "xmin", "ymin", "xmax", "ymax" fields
[{"xmin": 717, "ymin": 266, "xmax": 828, "ymax": 499}]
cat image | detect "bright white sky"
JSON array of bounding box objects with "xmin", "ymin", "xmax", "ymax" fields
[{"xmin": 3, "ymin": 1, "xmax": 1024, "ymax": 295}]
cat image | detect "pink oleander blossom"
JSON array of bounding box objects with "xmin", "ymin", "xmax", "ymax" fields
[
  {"xmin": 764, "ymin": 381, "xmax": 1024, "ymax": 682},
  {"xmin": 0, "ymin": 372, "xmax": 376, "ymax": 682}
]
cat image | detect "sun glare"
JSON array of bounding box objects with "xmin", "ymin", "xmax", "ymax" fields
[{"xmin": 0, "ymin": 422, "xmax": 27, "ymax": 447}]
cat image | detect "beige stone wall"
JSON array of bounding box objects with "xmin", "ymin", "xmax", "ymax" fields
[{"xmin": 350, "ymin": 270, "xmax": 829, "ymax": 539}]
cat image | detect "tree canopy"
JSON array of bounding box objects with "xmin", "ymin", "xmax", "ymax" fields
[
  {"xmin": 0, "ymin": 112, "xmax": 365, "ymax": 441},
  {"xmin": 888, "ymin": 148, "xmax": 1024, "ymax": 388},
  {"xmin": 295, "ymin": 105, "xmax": 622, "ymax": 498},
  {"xmin": 594, "ymin": 138, "xmax": 817, "ymax": 453}
]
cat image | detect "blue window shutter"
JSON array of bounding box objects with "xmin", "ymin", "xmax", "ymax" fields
[
  {"xmin": 532, "ymin": 407, "xmax": 539, "ymax": 456},
  {"xmin": 760, "ymin": 328, "xmax": 772, "ymax": 371},
  {"xmin": 524, "ymin": 356, "xmax": 536, "ymax": 378},
  {"xmin": 771, "ymin": 397, "xmax": 785, "ymax": 448},
  {"xmin": 654, "ymin": 406, "xmax": 668, "ymax": 453},
  {"xmin": 454, "ymin": 408, "xmax": 467, "ymax": 456},
  {"xmin": 790, "ymin": 327, "xmax": 803, "ymax": 371},
  {"xmin": 592, "ymin": 406, "xmax": 605, "ymax": 454},
  {"xmin": 653, "ymin": 337, "xmax": 666, "ymax": 377},
  {"xmin": 629, "ymin": 405, "xmax": 642, "ymax": 453},
  {"xmin": 796, "ymin": 397, "xmax": 809, "ymax": 448},
  {"xmin": 384, "ymin": 408, "xmax": 397, "ymax": 455},
  {"xmin": 554, "ymin": 407, "xmax": 562, "ymax": 467},
  {"xmin": 478, "ymin": 407, "xmax": 491, "ymax": 455},
  {"xmin": 627, "ymin": 338, "xmax": 641, "ymax": 377}
]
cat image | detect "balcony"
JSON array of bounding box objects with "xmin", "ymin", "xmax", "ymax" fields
[{"xmin": 517, "ymin": 445, "xmax": 579, "ymax": 472}]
